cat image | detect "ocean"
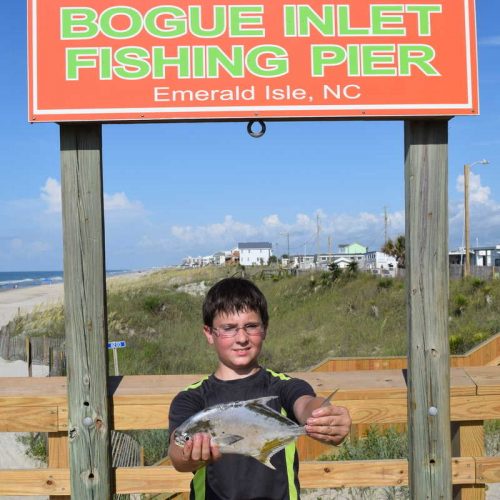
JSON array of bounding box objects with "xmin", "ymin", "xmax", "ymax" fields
[{"xmin": 0, "ymin": 270, "xmax": 128, "ymax": 291}]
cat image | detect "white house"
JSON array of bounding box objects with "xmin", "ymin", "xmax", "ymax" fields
[
  {"xmin": 238, "ymin": 242, "xmax": 273, "ymax": 266},
  {"xmin": 472, "ymin": 245, "xmax": 500, "ymax": 267},
  {"xmin": 362, "ymin": 251, "xmax": 397, "ymax": 275}
]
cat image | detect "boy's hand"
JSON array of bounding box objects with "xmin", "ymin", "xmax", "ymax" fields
[
  {"xmin": 181, "ymin": 433, "xmax": 222, "ymax": 465},
  {"xmin": 305, "ymin": 405, "xmax": 351, "ymax": 445}
]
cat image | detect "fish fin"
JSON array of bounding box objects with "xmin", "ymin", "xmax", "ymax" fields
[
  {"xmin": 319, "ymin": 388, "xmax": 339, "ymax": 407},
  {"xmin": 261, "ymin": 457, "xmax": 277, "ymax": 470},
  {"xmin": 243, "ymin": 396, "xmax": 278, "ymax": 407},
  {"xmin": 213, "ymin": 434, "xmax": 244, "ymax": 447},
  {"xmin": 256, "ymin": 437, "xmax": 296, "ymax": 470}
]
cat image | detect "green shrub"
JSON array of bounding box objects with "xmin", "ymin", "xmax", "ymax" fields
[
  {"xmin": 127, "ymin": 429, "xmax": 169, "ymax": 465},
  {"xmin": 377, "ymin": 278, "xmax": 393, "ymax": 290},
  {"xmin": 449, "ymin": 334, "xmax": 466, "ymax": 354},
  {"xmin": 17, "ymin": 433, "xmax": 47, "ymax": 463},
  {"xmin": 471, "ymin": 278, "xmax": 485, "ymax": 290},
  {"xmin": 322, "ymin": 426, "xmax": 408, "ymax": 461},
  {"xmin": 453, "ymin": 294, "xmax": 469, "ymax": 316},
  {"xmin": 142, "ymin": 295, "xmax": 163, "ymax": 314}
]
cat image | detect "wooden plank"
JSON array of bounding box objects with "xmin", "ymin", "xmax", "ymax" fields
[
  {"xmin": 299, "ymin": 458, "xmax": 475, "ymax": 488},
  {"xmin": 111, "ymin": 405, "xmax": 170, "ymax": 431},
  {"xmin": 48, "ymin": 432, "xmax": 69, "ymax": 468},
  {"xmin": 0, "ymin": 368, "xmax": 487, "ymax": 407},
  {"xmin": 452, "ymin": 422, "xmax": 485, "ymax": 499},
  {"xmin": 0, "ymin": 377, "xmax": 67, "ymax": 406},
  {"xmin": 60, "ymin": 123, "xmax": 111, "ymax": 499},
  {"xmin": 464, "ymin": 366, "xmax": 500, "ymax": 395},
  {"xmin": 294, "ymin": 370, "xmax": 409, "ymax": 400},
  {"xmin": 405, "ymin": 119, "xmax": 451, "ymax": 499},
  {"xmin": 55, "ymin": 394, "xmax": 500, "ymax": 431},
  {"xmin": 0, "ymin": 459, "xmax": 480, "ymax": 495},
  {"xmin": 0, "ymin": 469, "xmax": 71, "ymax": 496},
  {"xmin": 476, "ymin": 457, "xmax": 500, "ymax": 483},
  {"xmin": 0, "ymin": 406, "xmax": 58, "ymax": 431},
  {"xmin": 450, "ymin": 396, "xmax": 500, "ymax": 421},
  {"xmin": 48, "ymin": 432, "xmax": 70, "ymax": 500}
]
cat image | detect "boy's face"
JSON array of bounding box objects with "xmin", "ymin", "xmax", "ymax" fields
[{"xmin": 203, "ymin": 309, "xmax": 266, "ymax": 377}]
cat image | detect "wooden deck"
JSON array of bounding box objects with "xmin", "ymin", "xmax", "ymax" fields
[{"xmin": 0, "ymin": 366, "xmax": 499, "ymax": 496}]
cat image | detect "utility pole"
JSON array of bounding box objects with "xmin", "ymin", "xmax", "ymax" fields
[
  {"xmin": 384, "ymin": 206, "xmax": 389, "ymax": 244},
  {"xmin": 464, "ymin": 159, "xmax": 489, "ymax": 277},
  {"xmin": 280, "ymin": 232, "xmax": 290, "ymax": 259},
  {"xmin": 464, "ymin": 164, "xmax": 470, "ymax": 277},
  {"xmin": 316, "ymin": 214, "xmax": 321, "ymax": 258},
  {"xmin": 328, "ymin": 235, "xmax": 332, "ymax": 255}
]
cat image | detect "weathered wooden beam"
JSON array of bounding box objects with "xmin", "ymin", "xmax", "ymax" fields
[
  {"xmin": 60, "ymin": 123, "xmax": 111, "ymax": 499},
  {"xmin": 405, "ymin": 119, "xmax": 451, "ymax": 499}
]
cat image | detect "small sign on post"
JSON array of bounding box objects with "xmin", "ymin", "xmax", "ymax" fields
[{"xmin": 107, "ymin": 341, "xmax": 126, "ymax": 375}]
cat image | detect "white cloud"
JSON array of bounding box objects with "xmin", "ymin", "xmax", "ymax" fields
[
  {"xmin": 39, "ymin": 178, "xmax": 144, "ymax": 214},
  {"xmin": 171, "ymin": 215, "xmax": 257, "ymax": 244},
  {"xmin": 40, "ymin": 177, "xmax": 62, "ymax": 213},
  {"xmin": 170, "ymin": 208, "xmax": 406, "ymax": 255},
  {"xmin": 263, "ymin": 214, "xmax": 281, "ymax": 227},
  {"xmin": 450, "ymin": 173, "xmax": 500, "ymax": 247},
  {"xmin": 104, "ymin": 192, "xmax": 144, "ymax": 212},
  {"xmin": 456, "ymin": 172, "xmax": 492, "ymax": 204},
  {"xmin": 8, "ymin": 238, "xmax": 50, "ymax": 254}
]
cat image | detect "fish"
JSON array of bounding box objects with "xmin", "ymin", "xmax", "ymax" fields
[{"xmin": 173, "ymin": 389, "xmax": 338, "ymax": 470}]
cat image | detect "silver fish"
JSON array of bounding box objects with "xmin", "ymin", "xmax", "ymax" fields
[
  {"xmin": 173, "ymin": 389, "xmax": 338, "ymax": 470},
  {"xmin": 173, "ymin": 396, "xmax": 304, "ymax": 469}
]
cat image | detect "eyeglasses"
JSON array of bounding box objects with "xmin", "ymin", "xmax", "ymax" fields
[{"xmin": 211, "ymin": 323, "xmax": 265, "ymax": 338}]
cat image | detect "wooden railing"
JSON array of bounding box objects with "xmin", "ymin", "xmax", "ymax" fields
[
  {"xmin": 310, "ymin": 332, "xmax": 500, "ymax": 372},
  {"xmin": 0, "ymin": 367, "xmax": 499, "ymax": 497}
]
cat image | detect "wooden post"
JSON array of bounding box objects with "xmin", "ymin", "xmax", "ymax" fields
[
  {"xmin": 60, "ymin": 123, "xmax": 111, "ymax": 499},
  {"xmin": 452, "ymin": 421, "xmax": 485, "ymax": 499},
  {"xmin": 25, "ymin": 337, "xmax": 32, "ymax": 377},
  {"xmin": 405, "ymin": 120, "xmax": 451, "ymax": 499},
  {"xmin": 48, "ymin": 431, "xmax": 71, "ymax": 500}
]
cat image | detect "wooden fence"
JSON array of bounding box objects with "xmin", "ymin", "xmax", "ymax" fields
[
  {"xmin": 310, "ymin": 332, "xmax": 500, "ymax": 372},
  {"xmin": 0, "ymin": 366, "xmax": 499, "ymax": 498},
  {"xmin": 297, "ymin": 333, "xmax": 500, "ymax": 459}
]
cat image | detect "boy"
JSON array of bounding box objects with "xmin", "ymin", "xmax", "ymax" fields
[{"xmin": 168, "ymin": 278, "xmax": 351, "ymax": 499}]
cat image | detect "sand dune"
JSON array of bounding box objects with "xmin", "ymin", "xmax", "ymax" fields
[{"xmin": 0, "ymin": 283, "xmax": 64, "ymax": 330}]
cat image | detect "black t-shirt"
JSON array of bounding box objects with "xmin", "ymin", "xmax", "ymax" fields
[{"xmin": 168, "ymin": 367, "xmax": 315, "ymax": 500}]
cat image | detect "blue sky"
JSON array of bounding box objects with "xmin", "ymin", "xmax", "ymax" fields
[{"xmin": 1, "ymin": 1, "xmax": 499, "ymax": 271}]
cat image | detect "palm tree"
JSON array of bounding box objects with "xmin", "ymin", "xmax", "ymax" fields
[
  {"xmin": 382, "ymin": 235, "xmax": 405, "ymax": 268},
  {"xmin": 346, "ymin": 260, "xmax": 359, "ymax": 275}
]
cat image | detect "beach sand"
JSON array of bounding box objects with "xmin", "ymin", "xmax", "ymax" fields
[{"xmin": 0, "ymin": 283, "xmax": 64, "ymax": 330}]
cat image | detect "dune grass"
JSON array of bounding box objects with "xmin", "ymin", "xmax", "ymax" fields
[{"xmin": 8, "ymin": 266, "xmax": 500, "ymax": 374}]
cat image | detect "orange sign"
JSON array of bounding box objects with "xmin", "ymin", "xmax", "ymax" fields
[{"xmin": 28, "ymin": 0, "xmax": 479, "ymax": 122}]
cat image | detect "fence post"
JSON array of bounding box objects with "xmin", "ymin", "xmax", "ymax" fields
[
  {"xmin": 48, "ymin": 431, "xmax": 71, "ymax": 500},
  {"xmin": 26, "ymin": 337, "xmax": 32, "ymax": 377},
  {"xmin": 452, "ymin": 421, "xmax": 485, "ymax": 500},
  {"xmin": 405, "ymin": 119, "xmax": 451, "ymax": 499},
  {"xmin": 60, "ymin": 123, "xmax": 111, "ymax": 499}
]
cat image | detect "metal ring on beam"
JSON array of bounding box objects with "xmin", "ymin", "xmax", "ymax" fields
[{"xmin": 247, "ymin": 120, "xmax": 266, "ymax": 138}]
